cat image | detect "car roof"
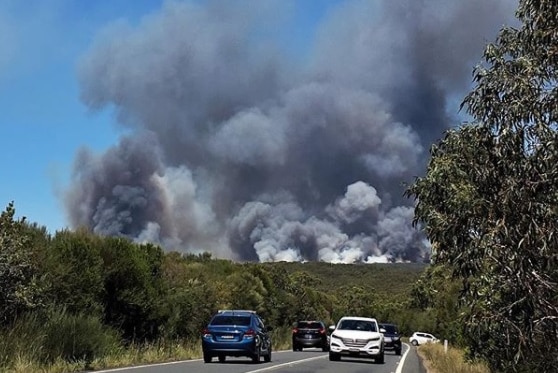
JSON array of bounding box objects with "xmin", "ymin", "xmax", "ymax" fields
[
  {"xmin": 216, "ymin": 310, "xmax": 256, "ymax": 316},
  {"xmin": 339, "ymin": 316, "xmax": 377, "ymax": 322}
]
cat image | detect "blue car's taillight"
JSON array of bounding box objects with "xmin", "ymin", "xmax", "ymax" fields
[{"xmin": 244, "ymin": 329, "xmax": 256, "ymax": 339}]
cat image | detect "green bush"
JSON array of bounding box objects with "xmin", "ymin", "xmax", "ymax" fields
[
  {"xmin": 42, "ymin": 308, "xmax": 121, "ymax": 364},
  {"xmin": 0, "ymin": 312, "xmax": 46, "ymax": 368}
]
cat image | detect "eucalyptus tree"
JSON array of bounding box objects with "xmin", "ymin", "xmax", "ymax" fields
[
  {"xmin": 406, "ymin": 1, "xmax": 558, "ymax": 371},
  {"xmin": 0, "ymin": 202, "xmax": 44, "ymax": 325}
]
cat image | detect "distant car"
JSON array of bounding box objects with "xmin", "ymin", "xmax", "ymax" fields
[
  {"xmin": 328, "ymin": 316, "xmax": 385, "ymax": 363},
  {"xmin": 201, "ymin": 310, "xmax": 272, "ymax": 363},
  {"xmin": 379, "ymin": 323, "xmax": 402, "ymax": 355},
  {"xmin": 409, "ymin": 331, "xmax": 439, "ymax": 346},
  {"xmin": 292, "ymin": 320, "xmax": 329, "ymax": 351}
]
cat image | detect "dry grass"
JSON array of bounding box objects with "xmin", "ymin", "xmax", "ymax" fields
[
  {"xmin": 0, "ymin": 340, "xmax": 202, "ymax": 373},
  {"xmin": 1, "ymin": 327, "xmax": 294, "ymax": 372},
  {"xmin": 86, "ymin": 340, "xmax": 202, "ymax": 371},
  {"xmin": 417, "ymin": 343, "xmax": 490, "ymax": 373},
  {"xmin": 1, "ymin": 333, "xmax": 296, "ymax": 373}
]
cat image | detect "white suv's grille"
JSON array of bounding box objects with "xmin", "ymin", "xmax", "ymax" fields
[{"xmin": 342, "ymin": 338, "xmax": 369, "ymax": 347}]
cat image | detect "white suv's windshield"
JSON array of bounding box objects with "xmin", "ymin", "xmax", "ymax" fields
[{"xmin": 338, "ymin": 319, "xmax": 377, "ymax": 332}]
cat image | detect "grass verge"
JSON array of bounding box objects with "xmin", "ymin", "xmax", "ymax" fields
[
  {"xmin": 417, "ymin": 343, "xmax": 490, "ymax": 373},
  {"xmin": 1, "ymin": 340, "xmax": 202, "ymax": 373},
  {"xmin": 0, "ymin": 327, "xmax": 293, "ymax": 372}
]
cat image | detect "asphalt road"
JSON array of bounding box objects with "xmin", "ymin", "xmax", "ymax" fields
[{"xmin": 94, "ymin": 343, "xmax": 426, "ymax": 373}]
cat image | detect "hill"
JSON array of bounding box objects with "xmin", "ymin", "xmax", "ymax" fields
[{"xmin": 262, "ymin": 261, "xmax": 428, "ymax": 301}]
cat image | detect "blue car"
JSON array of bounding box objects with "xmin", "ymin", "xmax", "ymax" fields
[{"xmin": 201, "ymin": 310, "xmax": 273, "ymax": 363}]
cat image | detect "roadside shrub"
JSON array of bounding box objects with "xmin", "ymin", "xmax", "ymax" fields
[
  {"xmin": 42, "ymin": 308, "xmax": 121, "ymax": 364},
  {"xmin": 418, "ymin": 343, "xmax": 490, "ymax": 373},
  {"xmin": 270, "ymin": 326, "xmax": 292, "ymax": 351},
  {"xmin": 0, "ymin": 312, "xmax": 46, "ymax": 368}
]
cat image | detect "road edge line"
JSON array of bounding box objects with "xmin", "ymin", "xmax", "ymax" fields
[
  {"xmin": 245, "ymin": 354, "xmax": 327, "ymax": 373},
  {"xmin": 395, "ymin": 342, "xmax": 412, "ymax": 373}
]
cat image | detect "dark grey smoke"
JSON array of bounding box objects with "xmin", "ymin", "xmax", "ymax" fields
[{"xmin": 66, "ymin": 0, "xmax": 517, "ymax": 263}]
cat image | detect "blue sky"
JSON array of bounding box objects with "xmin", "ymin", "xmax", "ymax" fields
[{"xmin": 0, "ymin": 0, "xmax": 342, "ymax": 233}]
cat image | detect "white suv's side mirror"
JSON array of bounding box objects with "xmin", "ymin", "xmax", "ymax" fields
[
  {"xmin": 328, "ymin": 325, "xmax": 336, "ymax": 332},
  {"xmin": 380, "ymin": 328, "xmax": 386, "ymax": 333}
]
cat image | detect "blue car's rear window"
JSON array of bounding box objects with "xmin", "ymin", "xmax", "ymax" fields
[{"xmin": 210, "ymin": 315, "xmax": 251, "ymax": 326}]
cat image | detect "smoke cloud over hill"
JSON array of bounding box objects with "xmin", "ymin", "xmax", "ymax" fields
[{"xmin": 66, "ymin": 0, "xmax": 516, "ymax": 263}]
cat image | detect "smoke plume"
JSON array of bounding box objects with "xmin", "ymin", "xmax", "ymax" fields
[{"xmin": 66, "ymin": 0, "xmax": 516, "ymax": 263}]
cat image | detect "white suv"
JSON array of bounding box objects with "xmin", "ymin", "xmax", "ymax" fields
[
  {"xmin": 409, "ymin": 332, "xmax": 438, "ymax": 346},
  {"xmin": 328, "ymin": 316, "xmax": 384, "ymax": 363}
]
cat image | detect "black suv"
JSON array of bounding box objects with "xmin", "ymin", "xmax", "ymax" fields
[
  {"xmin": 201, "ymin": 310, "xmax": 272, "ymax": 363},
  {"xmin": 292, "ymin": 320, "xmax": 329, "ymax": 351},
  {"xmin": 379, "ymin": 322, "xmax": 402, "ymax": 355}
]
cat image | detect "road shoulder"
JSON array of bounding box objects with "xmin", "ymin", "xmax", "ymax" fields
[{"xmin": 401, "ymin": 345, "xmax": 427, "ymax": 373}]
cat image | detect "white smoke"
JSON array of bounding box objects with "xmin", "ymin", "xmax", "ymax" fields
[{"xmin": 326, "ymin": 181, "xmax": 381, "ymax": 224}]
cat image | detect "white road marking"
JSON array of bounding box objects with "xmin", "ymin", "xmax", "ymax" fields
[
  {"xmin": 395, "ymin": 343, "xmax": 412, "ymax": 373},
  {"xmin": 92, "ymin": 350, "xmax": 299, "ymax": 372},
  {"xmin": 244, "ymin": 355, "xmax": 327, "ymax": 373},
  {"xmin": 94, "ymin": 359, "xmax": 200, "ymax": 372}
]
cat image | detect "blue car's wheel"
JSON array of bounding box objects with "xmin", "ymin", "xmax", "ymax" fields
[{"xmin": 252, "ymin": 346, "xmax": 261, "ymax": 363}]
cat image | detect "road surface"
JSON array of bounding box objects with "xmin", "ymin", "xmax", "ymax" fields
[{"xmin": 94, "ymin": 343, "xmax": 426, "ymax": 373}]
